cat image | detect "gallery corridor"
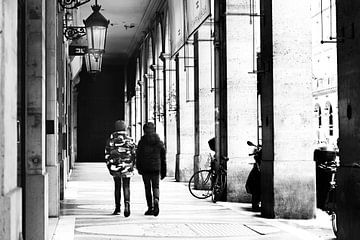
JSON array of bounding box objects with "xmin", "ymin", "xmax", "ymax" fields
[{"xmin": 50, "ymin": 163, "xmax": 335, "ymax": 240}]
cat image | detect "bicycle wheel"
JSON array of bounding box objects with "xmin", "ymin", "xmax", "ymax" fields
[
  {"xmin": 211, "ymin": 169, "xmax": 227, "ymax": 203},
  {"xmin": 188, "ymin": 170, "xmax": 213, "ymax": 199}
]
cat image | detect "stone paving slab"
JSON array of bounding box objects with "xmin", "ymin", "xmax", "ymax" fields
[{"xmin": 53, "ymin": 163, "xmax": 335, "ymax": 240}]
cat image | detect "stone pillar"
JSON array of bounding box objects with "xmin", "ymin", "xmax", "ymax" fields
[
  {"xmin": 225, "ymin": 0, "xmax": 259, "ymax": 202},
  {"xmin": 155, "ymin": 63, "xmax": 165, "ymax": 141},
  {"xmin": 72, "ymin": 87, "xmax": 78, "ymax": 167},
  {"xmin": 195, "ymin": 25, "xmax": 215, "ymax": 172},
  {"xmin": 57, "ymin": 13, "xmax": 66, "ymax": 201},
  {"xmin": 25, "ymin": 0, "xmax": 49, "ymax": 239},
  {"xmin": 176, "ymin": 49, "xmax": 195, "ymax": 182},
  {"xmin": 214, "ymin": 0, "xmax": 228, "ymax": 180},
  {"xmin": 336, "ymin": 1, "xmax": 360, "ymax": 239},
  {"xmin": 164, "ymin": 56, "xmax": 177, "ymax": 177},
  {"xmin": 135, "ymin": 59, "xmax": 142, "ymax": 142},
  {"xmin": 130, "ymin": 96, "xmax": 136, "ymax": 138},
  {"xmin": 46, "ymin": 0, "xmax": 59, "ymax": 218},
  {"xmin": 260, "ymin": 0, "xmax": 315, "ymax": 218},
  {"xmin": 141, "ymin": 48, "xmax": 149, "ymax": 122},
  {"xmin": 0, "ymin": 1, "xmax": 23, "ymax": 240}
]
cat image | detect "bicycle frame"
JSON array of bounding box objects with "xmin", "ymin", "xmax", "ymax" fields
[{"xmin": 188, "ymin": 155, "xmax": 228, "ymax": 202}]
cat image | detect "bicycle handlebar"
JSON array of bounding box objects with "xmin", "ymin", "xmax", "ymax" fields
[{"xmin": 318, "ymin": 163, "xmax": 337, "ymax": 172}]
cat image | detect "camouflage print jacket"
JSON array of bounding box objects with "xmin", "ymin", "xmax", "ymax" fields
[{"xmin": 104, "ymin": 131, "xmax": 136, "ymax": 177}]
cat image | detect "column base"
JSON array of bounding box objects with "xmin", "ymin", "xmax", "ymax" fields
[
  {"xmin": 0, "ymin": 187, "xmax": 22, "ymax": 240},
  {"xmin": 176, "ymin": 153, "xmax": 194, "ymax": 182},
  {"xmin": 337, "ymin": 167, "xmax": 360, "ymax": 240},
  {"xmin": 166, "ymin": 151, "xmax": 176, "ymax": 177},
  {"xmin": 47, "ymin": 165, "xmax": 59, "ymax": 217},
  {"xmin": 227, "ymin": 156, "xmax": 253, "ymax": 202},
  {"xmin": 262, "ymin": 160, "xmax": 316, "ymax": 219},
  {"xmin": 25, "ymin": 173, "xmax": 48, "ymax": 240}
]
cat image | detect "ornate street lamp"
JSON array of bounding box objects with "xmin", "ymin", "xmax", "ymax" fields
[
  {"xmin": 83, "ymin": 0, "xmax": 110, "ymax": 57},
  {"xmin": 84, "ymin": 52, "xmax": 103, "ymax": 74}
]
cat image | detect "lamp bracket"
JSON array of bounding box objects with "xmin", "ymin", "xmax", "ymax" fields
[
  {"xmin": 64, "ymin": 26, "xmax": 86, "ymax": 40},
  {"xmin": 224, "ymin": 12, "xmax": 263, "ymax": 17},
  {"xmin": 144, "ymin": 73, "xmax": 154, "ymax": 79},
  {"xmin": 150, "ymin": 64, "xmax": 164, "ymax": 71},
  {"xmin": 159, "ymin": 52, "xmax": 171, "ymax": 62},
  {"xmin": 58, "ymin": 0, "xmax": 90, "ymax": 10}
]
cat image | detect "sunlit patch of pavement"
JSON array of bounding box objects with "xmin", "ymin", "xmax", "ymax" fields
[{"xmin": 53, "ymin": 163, "xmax": 334, "ymax": 240}]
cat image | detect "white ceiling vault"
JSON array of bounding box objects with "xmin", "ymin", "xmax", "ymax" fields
[{"xmin": 79, "ymin": 0, "xmax": 165, "ymax": 66}]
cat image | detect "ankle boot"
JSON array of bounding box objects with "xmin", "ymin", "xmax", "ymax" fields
[
  {"xmin": 153, "ymin": 199, "xmax": 159, "ymax": 217},
  {"xmin": 112, "ymin": 205, "xmax": 120, "ymax": 215},
  {"xmin": 144, "ymin": 208, "xmax": 153, "ymax": 215},
  {"xmin": 124, "ymin": 202, "xmax": 130, "ymax": 217}
]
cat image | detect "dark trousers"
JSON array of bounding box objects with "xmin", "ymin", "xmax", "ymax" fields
[
  {"xmin": 142, "ymin": 174, "xmax": 160, "ymax": 209},
  {"xmin": 113, "ymin": 176, "xmax": 130, "ymax": 209}
]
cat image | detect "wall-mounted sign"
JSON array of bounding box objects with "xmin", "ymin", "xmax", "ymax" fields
[
  {"xmin": 186, "ymin": 0, "xmax": 211, "ymax": 38},
  {"xmin": 69, "ymin": 45, "xmax": 88, "ymax": 56},
  {"xmin": 168, "ymin": 0, "xmax": 211, "ymax": 58},
  {"xmin": 169, "ymin": 0, "xmax": 185, "ymax": 57}
]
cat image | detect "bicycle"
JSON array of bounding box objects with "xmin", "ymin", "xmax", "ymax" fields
[
  {"xmin": 188, "ymin": 154, "xmax": 228, "ymax": 203},
  {"xmin": 319, "ymin": 157, "xmax": 338, "ymax": 237}
]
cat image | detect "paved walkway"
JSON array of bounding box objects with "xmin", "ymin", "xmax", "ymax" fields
[{"xmin": 51, "ymin": 163, "xmax": 336, "ymax": 240}]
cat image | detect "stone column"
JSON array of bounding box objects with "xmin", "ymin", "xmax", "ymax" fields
[
  {"xmin": 260, "ymin": 0, "xmax": 315, "ymax": 218},
  {"xmin": 135, "ymin": 59, "xmax": 142, "ymax": 142},
  {"xmin": 0, "ymin": 1, "xmax": 23, "ymax": 239},
  {"xmin": 195, "ymin": 25, "xmax": 215, "ymax": 172},
  {"xmin": 46, "ymin": 0, "xmax": 59, "ymax": 217},
  {"xmin": 225, "ymin": 0, "xmax": 259, "ymax": 201},
  {"xmin": 214, "ymin": 0, "xmax": 228, "ymax": 180},
  {"xmin": 142, "ymin": 48, "xmax": 149, "ymax": 122},
  {"xmin": 163, "ymin": 55, "xmax": 177, "ymax": 177},
  {"xmin": 72, "ymin": 86, "xmax": 78, "ymax": 167},
  {"xmin": 174, "ymin": 55, "xmax": 181, "ymax": 181},
  {"xmin": 131, "ymin": 95, "xmax": 136, "ymax": 138},
  {"xmin": 155, "ymin": 63, "xmax": 165, "ymax": 141},
  {"xmin": 177, "ymin": 49, "xmax": 195, "ymax": 182},
  {"xmin": 336, "ymin": 1, "xmax": 360, "ymax": 239},
  {"xmin": 25, "ymin": 0, "xmax": 49, "ymax": 239}
]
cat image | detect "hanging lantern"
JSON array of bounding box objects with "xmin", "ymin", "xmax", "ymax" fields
[
  {"xmin": 83, "ymin": 0, "xmax": 110, "ymax": 55},
  {"xmin": 84, "ymin": 52, "xmax": 103, "ymax": 74}
]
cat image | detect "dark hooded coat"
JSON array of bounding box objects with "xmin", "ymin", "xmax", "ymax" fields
[{"xmin": 136, "ymin": 133, "xmax": 166, "ymax": 176}]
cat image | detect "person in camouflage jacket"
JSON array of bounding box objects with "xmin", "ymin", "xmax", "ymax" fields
[{"xmin": 105, "ymin": 120, "xmax": 136, "ymax": 217}]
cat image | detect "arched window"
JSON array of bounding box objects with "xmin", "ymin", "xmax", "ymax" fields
[{"xmin": 314, "ymin": 103, "xmax": 321, "ymax": 128}]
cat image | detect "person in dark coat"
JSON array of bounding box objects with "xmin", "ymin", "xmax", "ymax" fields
[
  {"xmin": 105, "ymin": 120, "xmax": 136, "ymax": 217},
  {"xmin": 136, "ymin": 122, "xmax": 166, "ymax": 216}
]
